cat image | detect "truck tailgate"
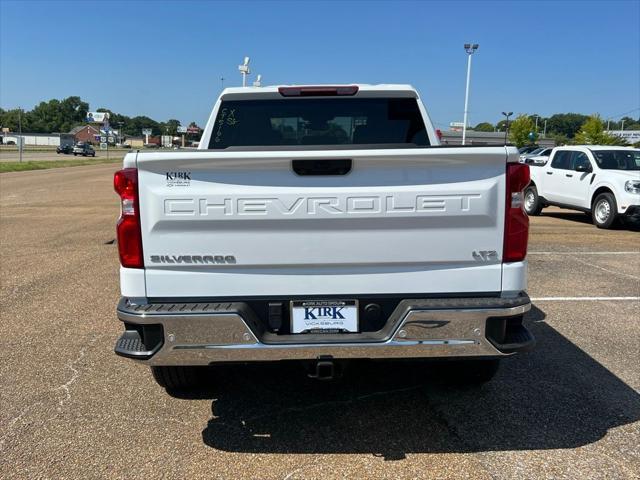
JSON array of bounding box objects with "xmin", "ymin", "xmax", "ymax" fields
[{"xmin": 136, "ymin": 147, "xmax": 507, "ymax": 297}]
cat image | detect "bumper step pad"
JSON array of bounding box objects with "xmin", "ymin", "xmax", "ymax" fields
[
  {"xmin": 115, "ymin": 330, "xmax": 162, "ymax": 360},
  {"xmin": 491, "ymin": 323, "xmax": 535, "ymax": 353}
]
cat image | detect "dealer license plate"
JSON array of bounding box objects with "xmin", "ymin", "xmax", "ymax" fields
[{"xmin": 290, "ymin": 300, "xmax": 359, "ymax": 334}]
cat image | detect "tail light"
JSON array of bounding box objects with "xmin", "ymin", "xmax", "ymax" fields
[
  {"xmin": 114, "ymin": 168, "xmax": 143, "ymax": 268},
  {"xmin": 503, "ymin": 163, "xmax": 530, "ymax": 262},
  {"xmin": 278, "ymin": 86, "xmax": 359, "ymax": 97}
]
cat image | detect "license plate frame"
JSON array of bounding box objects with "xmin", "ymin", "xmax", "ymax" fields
[{"xmin": 290, "ymin": 300, "xmax": 359, "ymax": 334}]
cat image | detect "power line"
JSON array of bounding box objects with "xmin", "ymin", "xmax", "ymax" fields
[{"xmin": 604, "ymin": 107, "xmax": 640, "ymax": 120}]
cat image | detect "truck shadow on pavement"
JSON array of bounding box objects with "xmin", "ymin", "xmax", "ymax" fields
[
  {"xmin": 193, "ymin": 305, "xmax": 640, "ymax": 459},
  {"xmin": 542, "ymin": 211, "xmax": 640, "ymax": 231}
]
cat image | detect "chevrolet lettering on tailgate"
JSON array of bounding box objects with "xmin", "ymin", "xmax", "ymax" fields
[{"xmin": 163, "ymin": 193, "xmax": 483, "ymax": 217}]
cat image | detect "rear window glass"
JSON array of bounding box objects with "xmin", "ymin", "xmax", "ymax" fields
[
  {"xmin": 591, "ymin": 149, "xmax": 640, "ymax": 170},
  {"xmin": 209, "ymin": 98, "xmax": 429, "ymax": 149}
]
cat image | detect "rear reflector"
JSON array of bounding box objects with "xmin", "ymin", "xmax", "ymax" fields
[
  {"xmin": 114, "ymin": 168, "xmax": 143, "ymax": 268},
  {"xmin": 278, "ymin": 86, "xmax": 359, "ymax": 97},
  {"xmin": 503, "ymin": 163, "xmax": 530, "ymax": 263}
]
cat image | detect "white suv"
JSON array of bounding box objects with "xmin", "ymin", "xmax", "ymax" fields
[{"xmin": 525, "ymin": 146, "xmax": 640, "ymax": 228}]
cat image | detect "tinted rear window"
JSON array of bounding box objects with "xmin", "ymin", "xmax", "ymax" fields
[{"xmin": 209, "ymin": 98, "xmax": 429, "ymax": 149}]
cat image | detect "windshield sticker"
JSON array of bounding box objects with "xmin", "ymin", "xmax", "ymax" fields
[
  {"xmin": 214, "ymin": 108, "xmax": 241, "ymax": 144},
  {"xmin": 226, "ymin": 109, "xmax": 239, "ymax": 126}
]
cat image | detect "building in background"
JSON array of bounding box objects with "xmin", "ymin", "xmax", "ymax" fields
[
  {"xmin": 0, "ymin": 132, "xmax": 74, "ymax": 147},
  {"xmin": 439, "ymin": 130, "xmax": 556, "ymax": 147},
  {"xmin": 124, "ymin": 136, "xmax": 144, "ymax": 148},
  {"xmin": 69, "ymin": 125, "xmax": 100, "ymax": 145}
]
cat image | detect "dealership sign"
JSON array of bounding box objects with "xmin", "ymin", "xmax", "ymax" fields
[{"xmin": 606, "ymin": 130, "xmax": 640, "ymax": 144}]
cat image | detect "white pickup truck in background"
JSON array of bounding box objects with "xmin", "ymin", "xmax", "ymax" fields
[
  {"xmin": 524, "ymin": 146, "xmax": 640, "ymax": 228},
  {"xmin": 113, "ymin": 84, "xmax": 534, "ymax": 391}
]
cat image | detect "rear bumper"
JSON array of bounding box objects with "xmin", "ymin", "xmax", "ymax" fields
[{"xmin": 115, "ymin": 295, "xmax": 534, "ymax": 365}]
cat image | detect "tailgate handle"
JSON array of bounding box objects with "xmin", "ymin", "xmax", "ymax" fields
[{"xmin": 292, "ymin": 159, "xmax": 352, "ymax": 176}]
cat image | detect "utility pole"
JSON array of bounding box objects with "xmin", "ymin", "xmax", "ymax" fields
[
  {"xmin": 502, "ymin": 111, "xmax": 513, "ymax": 145},
  {"xmin": 621, "ymin": 119, "xmax": 626, "ymax": 132},
  {"xmin": 18, "ymin": 107, "xmax": 23, "ymax": 163},
  {"xmin": 462, "ymin": 43, "xmax": 479, "ymax": 146},
  {"xmin": 543, "ymin": 120, "xmax": 547, "ymax": 138},
  {"xmin": 117, "ymin": 121, "xmax": 124, "ymax": 145}
]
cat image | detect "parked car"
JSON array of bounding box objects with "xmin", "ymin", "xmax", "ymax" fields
[
  {"xmin": 73, "ymin": 143, "xmax": 96, "ymax": 157},
  {"xmin": 525, "ymin": 148, "xmax": 554, "ymax": 166},
  {"xmin": 113, "ymin": 83, "xmax": 534, "ymax": 391},
  {"xmin": 518, "ymin": 145, "xmax": 539, "ymax": 155},
  {"xmin": 520, "ymin": 147, "xmax": 553, "ymax": 163},
  {"xmin": 56, "ymin": 144, "xmax": 73, "ymax": 154},
  {"xmin": 525, "ymin": 146, "xmax": 640, "ymax": 228}
]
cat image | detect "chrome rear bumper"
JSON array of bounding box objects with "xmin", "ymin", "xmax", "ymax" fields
[{"xmin": 115, "ymin": 296, "xmax": 533, "ymax": 365}]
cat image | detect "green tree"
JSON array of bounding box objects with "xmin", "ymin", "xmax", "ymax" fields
[
  {"xmin": 496, "ymin": 119, "xmax": 508, "ymax": 131},
  {"xmin": 574, "ymin": 114, "xmax": 627, "ymax": 145},
  {"xmin": 27, "ymin": 96, "xmax": 89, "ymax": 133},
  {"xmin": 0, "ymin": 108, "xmax": 32, "ymax": 132},
  {"xmin": 473, "ymin": 122, "xmax": 494, "ymax": 132},
  {"xmin": 508, "ymin": 114, "xmax": 536, "ymax": 147},
  {"xmin": 616, "ymin": 116, "xmax": 640, "ymax": 131},
  {"xmin": 545, "ymin": 113, "xmax": 589, "ymax": 138},
  {"xmin": 164, "ymin": 119, "xmax": 181, "ymax": 136},
  {"xmin": 551, "ymin": 133, "xmax": 570, "ymax": 146}
]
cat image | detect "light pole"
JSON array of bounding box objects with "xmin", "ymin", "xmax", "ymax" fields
[
  {"xmin": 462, "ymin": 43, "xmax": 479, "ymax": 146},
  {"xmin": 621, "ymin": 119, "xmax": 626, "ymax": 132},
  {"xmin": 543, "ymin": 119, "xmax": 547, "ymax": 138},
  {"xmin": 502, "ymin": 111, "xmax": 513, "ymax": 145},
  {"xmin": 238, "ymin": 57, "xmax": 250, "ymax": 87}
]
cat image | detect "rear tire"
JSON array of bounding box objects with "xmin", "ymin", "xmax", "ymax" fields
[
  {"xmin": 524, "ymin": 185, "xmax": 543, "ymax": 216},
  {"xmin": 440, "ymin": 359, "xmax": 501, "ymax": 385},
  {"xmin": 151, "ymin": 366, "xmax": 202, "ymax": 390},
  {"xmin": 592, "ymin": 192, "xmax": 618, "ymax": 229}
]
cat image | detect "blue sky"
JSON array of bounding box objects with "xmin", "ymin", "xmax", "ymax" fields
[{"xmin": 1, "ymin": 0, "xmax": 639, "ymax": 130}]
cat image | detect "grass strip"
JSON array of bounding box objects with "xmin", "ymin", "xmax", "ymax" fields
[{"xmin": 0, "ymin": 158, "xmax": 121, "ymax": 173}]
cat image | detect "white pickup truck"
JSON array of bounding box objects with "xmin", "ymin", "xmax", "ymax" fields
[
  {"xmin": 113, "ymin": 84, "xmax": 534, "ymax": 390},
  {"xmin": 524, "ymin": 146, "xmax": 640, "ymax": 228}
]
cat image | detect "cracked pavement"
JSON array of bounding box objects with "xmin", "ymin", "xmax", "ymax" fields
[{"xmin": 0, "ymin": 164, "xmax": 639, "ymax": 479}]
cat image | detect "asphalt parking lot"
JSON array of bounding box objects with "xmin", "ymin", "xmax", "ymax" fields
[{"xmin": 1, "ymin": 164, "xmax": 638, "ymax": 479}]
